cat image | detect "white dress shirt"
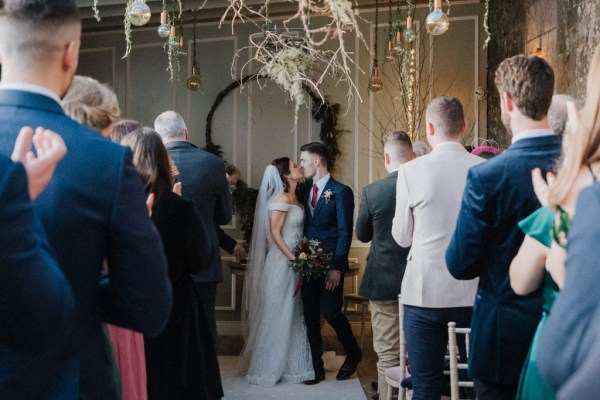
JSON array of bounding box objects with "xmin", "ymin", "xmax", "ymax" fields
[
  {"xmin": 511, "ymin": 129, "xmax": 555, "ymax": 144},
  {"xmin": 0, "ymin": 82, "xmax": 62, "ymax": 106}
]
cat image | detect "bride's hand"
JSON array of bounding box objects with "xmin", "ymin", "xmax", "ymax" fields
[{"xmin": 325, "ymin": 270, "xmax": 341, "ymax": 291}]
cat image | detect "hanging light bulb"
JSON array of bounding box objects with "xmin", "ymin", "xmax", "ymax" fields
[
  {"xmin": 393, "ymin": 30, "xmax": 404, "ymax": 56},
  {"xmin": 158, "ymin": 11, "xmax": 170, "ymax": 38},
  {"xmin": 169, "ymin": 25, "xmax": 178, "ymax": 45},
  {"xmin": 178, "ymin": 35, "xmax": 184, "ymax": 48},
  {"xmin": 187, "ymin": 63, "xmax": 201, "ymax": 91},
  {"xmin": 425, "ymin": 0, "xmax": 449, "ymax": 36},
  {"xmin": 369, "ymin": 67, "xmax": 384, "ymax": 93},
  {"xmin": 404, "ymin": 15, "xmax": 416, "ymax": 43},
  {"xmin": 384, "ymin": 40, "xmax": 396, "ymax": 63},
  {"xmin": 127, "ymin": 0, "xmax": 151, "ymax": 26}
]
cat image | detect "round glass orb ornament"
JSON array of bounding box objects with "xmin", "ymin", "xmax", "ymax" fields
[
  {"xmin": 158, "ymin": 24, "xmax": 170, "ymax": 38},
  {"xmin": 187, "ymin": 65, "xmax": 201, "ymax": 91},
  {"xmin": 393, "ymin": 30, "xmax": 404, "ymax": 56},
  {"xmin": 128, "ymin": 0, "xmax": 151, "ymax": 26},
  {"xmin": 425, "ymin": 0, "xmax": 449, "ymax": 36},
  {"xmin": 368, "ymin": 67, "xmax": 384, "ymax": 93}
]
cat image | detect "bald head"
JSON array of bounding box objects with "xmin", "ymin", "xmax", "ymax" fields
[
  {"xmin": 548, "ymin": 94, "xmax": 582, "ymax": 139},
  {"xmin": 384, "ymin": 130, "xmax": 414, "ymax": 172},
  {"xmin": 154, "ymin": 111, "xmax": 188, "ymax": 141}
]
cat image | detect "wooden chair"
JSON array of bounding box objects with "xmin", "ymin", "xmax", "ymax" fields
[
  {"xmin": 447, "ymin": 322, "xmax": 473, "ymax": 400},
  {"xmin": 385, "ymin": 294, "xmax": 408, "ymax": 400}
]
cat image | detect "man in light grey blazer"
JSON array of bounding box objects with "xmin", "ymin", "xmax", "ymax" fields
[
  {"xmin": 155, "ymin": 111, "xmax": 232, "ymax": 400},
  {"xmin": 391, "ymin": 96, "xmax": 483, "ymax": 400},
  {"xmin": 356, "ymin": 131, "xmax": 414, "ymax": 400}
]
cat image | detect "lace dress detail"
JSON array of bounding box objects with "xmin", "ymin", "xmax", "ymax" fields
[{"xmin": 245, "ymin": 202, "xmax": 314, "ymax": 386}]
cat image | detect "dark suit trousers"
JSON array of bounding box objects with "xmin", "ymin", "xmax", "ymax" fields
[
  {"xmin": 301, "ymin": 276, "xmax": 360, "ymax": 372},
  {"xmin": 473, "ymin": 378, "xmax": 517, "ymax": 400},
  {"xmin": 195, "ymin": 282, "xmax": 218, "ymax": 346},
  {"xmin": 403, "ymin": 305, "xmax": 472, "ymax": 400}
]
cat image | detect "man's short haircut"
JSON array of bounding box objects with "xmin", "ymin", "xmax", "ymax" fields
[
  {"xmin": 300, "ymin": 142, "xmax": 330, "ymax": 166},
  {"xmin": 0, "ymin": 0, "xmax": 81, "ymax": 63},
  {"xmin": 412, "ymin": 140, "xmax": 430, "ymax": 157},
  {"xmin": 384, "ymin": 131, "xmax": 413, "ymax": 162},
  {"xmin": 225, "ymin": 163, "xmax": 240, "ymax": 176},
  {"xmin": 426, "ymin": 96, "xmax": 466, "ymax": 137},
  {"xmin": 548, "ymin": 94, "xmax": 582, "ymax": 139},
  {"xmin": 154, "ymin": 111, "xmax": 187, "ymax": 140},
  {"xmin": 494, "ymin": 55, "xmax": 555, "ymax": 121}
]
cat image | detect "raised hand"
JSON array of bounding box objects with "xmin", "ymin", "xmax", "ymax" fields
[
  {"xmin": 532, "ymin": 168, "xmax": 555, "ymax": 207},
  {"xmin": 11, "ymin": 126, "xmax": 67, "ymax": 200},
  {"xmin": 173, "ymin": 181, "xmax": 182, "ymax": 196}
]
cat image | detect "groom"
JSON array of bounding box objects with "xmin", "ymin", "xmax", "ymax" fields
[{"xmin": 299, "ymin": 142, "xmax": 361, "ymax": 384}]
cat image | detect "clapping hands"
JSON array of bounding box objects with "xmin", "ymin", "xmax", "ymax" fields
[
  {"xmin": 532, "ymin": 168, "xmax": 555, "ymax": 207},
  {"xmin": 11, "ymin": 126, "xmax": 67, "ymax": 200}
]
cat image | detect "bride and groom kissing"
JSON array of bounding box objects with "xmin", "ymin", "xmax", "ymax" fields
[{"xmin": 240, "ymin": 142, "xmax": 362, "ymax": 387}]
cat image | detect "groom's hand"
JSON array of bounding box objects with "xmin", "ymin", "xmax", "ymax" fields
[{"xmin": 325, "ymin": 270, "xmax": 342, "ymax": 291}]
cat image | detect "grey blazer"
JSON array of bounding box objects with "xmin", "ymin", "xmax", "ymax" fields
[
  {"xmin": 392, "ymin": 142, "xmax": 483, "ymax": 308},
  {"xmin": 166, "ymin": 141, "xmax": 232, "ymax": 283},
  {"xmin": 356, "ymin": 171, "xmax": 409, "ymax": 301}
]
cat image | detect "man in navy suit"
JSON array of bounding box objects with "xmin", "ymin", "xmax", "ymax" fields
[
  {"xmin": 1, "ymin": 128, "xmax": 75, "ymax": 398},
  {"xmin": 446, "ymin": 55, "xmax": 562, "ymax": 400},
  {"xmin": 299, "ymin": 142, "xmax": 361, "ymax": 384},
  {"xmin": 0, "ymin": 1, "xmax": 172, "ymax": 398},
  {"xmin": 537, "ymin": 183, "xmax": 600, "ymax": 398}
]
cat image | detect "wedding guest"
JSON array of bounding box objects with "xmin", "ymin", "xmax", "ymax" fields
[
  {"xmin": 1, "ymin": 128, "xmax": 75, "ymax": 399},
  {"xmin": 122, "ymin": 128, "xmax": 218, "ymax": 400},
  {"xmin": 471, "ymin": 146, "xmax": 502, "ymax": 159},
  {"xmin": 446, "ymin": 55, "xmax": 561, "ymax": 400},
  {"xmin": 111, "ymin": 119, "xmax": 143, "ymax": 143},
  {"xmin": 62, "ymin": 78, "xmax": 148, "ymax": 400},
  {"xmin": 61, "ymin": 75, "xmax": 120, "ymax": 137},
  {"xmin": 0, "ymin": 1, "xmax": 172, "ymax": 398},
  {"xmin": 537, "ymin": 45, "xmax": 600, "ymax": 395},
  {"xmin": 537, "ymin": 183, "xmax": 600, "ymax": 399},
  {"xmin": 154, "ymin": 111, "xmax": 231, "ymax": 400},
  {"xmin": 392, "ymin": 97, "xmax": 483, "ymax": 400},
  {"xmin": 412, "ymin": 140, "xmax": 430, "ymax": 157},
  {"xmin": 218, "ymin": 162, "xmax": 247, "ymax": 260},
  {"xmin": 355, "ymin": 131, "xmax": 413, "ymax": 400},
  {"xmin": 548, "ymin": 94, "xmax": 580, "ymax": 140}
]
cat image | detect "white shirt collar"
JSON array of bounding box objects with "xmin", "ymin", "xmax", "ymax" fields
[
  {"xmin": 390, "ymin": 168, "xmax": 399, "ymax": 174},
  {"xmin": 511, "ymin": 129, "xmax": 555, "ymax": 144},
  {"xmin": 0, "ymin": 82, "xmax": 62, "ymax": 106}
]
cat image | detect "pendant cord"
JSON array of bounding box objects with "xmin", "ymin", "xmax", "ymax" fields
[
  {"xmin": 192, "ymin": 10, "xmax": 197, "ymax": 65},
  {"xmin": 374, "ymin": 0, "xmax": 379, "ymax": 68}
]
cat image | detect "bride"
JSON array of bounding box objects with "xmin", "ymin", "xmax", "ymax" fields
[{"xmin": 240, "ymin": 157, "xmax": 315, "ymax": 386}]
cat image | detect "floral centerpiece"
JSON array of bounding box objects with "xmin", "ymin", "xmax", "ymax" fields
[{"xmin": 289, "ymin": 238, "xmax": 333, "ymax": 296}]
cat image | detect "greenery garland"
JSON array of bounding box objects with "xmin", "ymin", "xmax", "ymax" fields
[{"xmin": 205, "ymin": 74, "xmax": 345, "ymax": 241}]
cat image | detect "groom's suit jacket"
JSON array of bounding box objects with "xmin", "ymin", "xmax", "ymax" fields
[
  {"xmin": 0, "ymin": 89, "xmax": 172, "ymax": 399},
  {"xmin": 304, "ymin": 177, "xmax": 354, "ymax": 274}
]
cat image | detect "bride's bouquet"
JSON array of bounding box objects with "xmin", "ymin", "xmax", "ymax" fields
[{"xmin": 289, "ymin": 238, "xmax": 333, "ymax": 296}]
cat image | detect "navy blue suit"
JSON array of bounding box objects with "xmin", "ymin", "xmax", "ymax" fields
[
  {"xmin": 446, "ymin": 135, "xmax": 561, "ymax": 385},
  {"xmin": 0, "ymin": 90, "xmax": 172, "ymax": 399},
  {"xmin": 538, "ymin": 183, "xmax": 600, "ymax": 398},
  {"xmin": 0, "ymin": 155, "xmax": 76, "ymax": 398},
  {"xmin": 301, "ymin": 177, "xmax": 359, "ymax": 372}
]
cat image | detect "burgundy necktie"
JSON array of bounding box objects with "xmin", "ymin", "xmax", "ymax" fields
[{"xmin": 311, "ymin": 184, "xmax": 318, "ymax": 208}]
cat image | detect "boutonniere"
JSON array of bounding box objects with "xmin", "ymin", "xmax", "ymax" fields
[{"xmin": 322, "ymin": 189, "xmax": 335, "ymax": 203}]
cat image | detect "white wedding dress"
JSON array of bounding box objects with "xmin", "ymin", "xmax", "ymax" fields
[{"xmin": 245, "ymin": 202, "xmax": 314, "ymax": 386}]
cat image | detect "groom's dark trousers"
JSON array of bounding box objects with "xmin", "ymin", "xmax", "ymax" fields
[{"xmin": 302, "ymin": 177, "xmax": 360, "ymax": 372}]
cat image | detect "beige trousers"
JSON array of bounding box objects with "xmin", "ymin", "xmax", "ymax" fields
[{"xmin": 370, "ymin": 300, "xmax": 400, "ymax": 397}]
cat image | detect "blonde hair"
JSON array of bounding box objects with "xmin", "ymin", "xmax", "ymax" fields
[
  {"xmin": 62, "ymin": 75, "xmax": 120, "ymax": 132},
  {"xmin": 548, "ymin": 45, "xmax": 600, "ymax": 207}
]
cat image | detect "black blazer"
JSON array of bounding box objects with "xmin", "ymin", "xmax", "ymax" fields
[
  {"xmin": 446, "ymin": 134, "xmax": 561, "ymax": 384},
  {"xmin": 166, "ymin": 141, "xmax": 232, "ymax": 283},
  {"xmin": 356, "ymin": 171, "xmax": 408, "ymax": 300}
]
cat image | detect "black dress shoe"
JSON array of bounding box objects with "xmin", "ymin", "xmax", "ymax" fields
[
  {"xmin": 336, "ymin": 351, "xmax": 362, "ymax": 380},
  {"xmin": 303, "ymin": 369, "xmax": 325, "ymax": 385}
]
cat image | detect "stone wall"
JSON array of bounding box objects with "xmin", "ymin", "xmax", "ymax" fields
[{"xmin": 486, "ymin": 0, "xmax": 600, "ymax": 146}]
